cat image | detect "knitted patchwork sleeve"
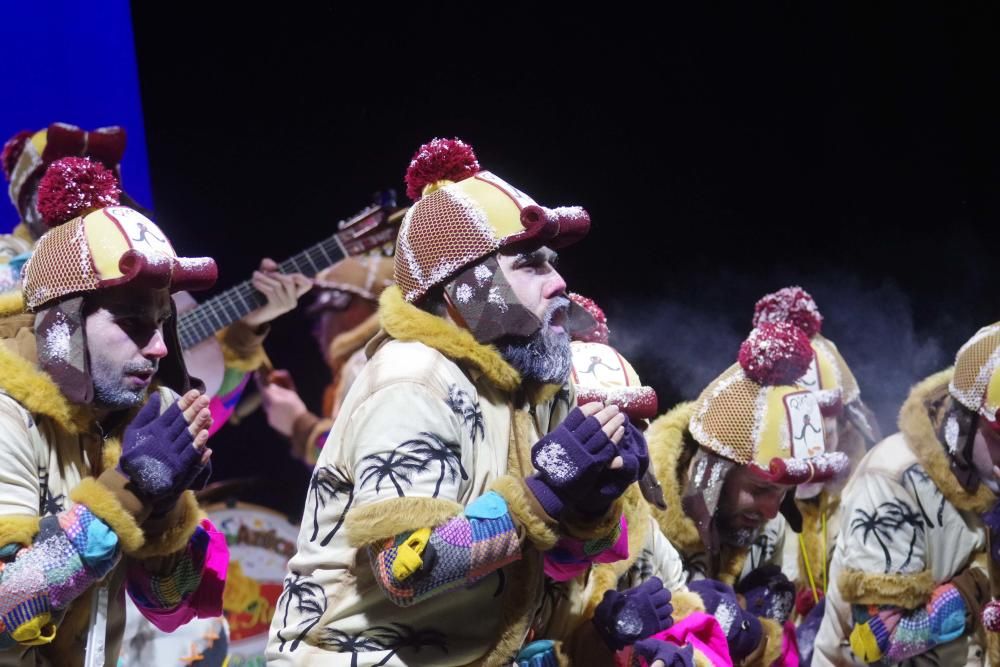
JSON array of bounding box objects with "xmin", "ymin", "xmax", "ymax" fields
[
  {"xmin": 369, "ymin": 491, "xmax": 521, "ymax": 607},
  {"xmin": 848, "ymin": 583, "xmax": 967, "ymax": 663},
  {"xmin": 126, "ymin": 519, "xmax": 229, "ymax": 633},
  {"xmin": 542, "ymin": 513, "xmax": 628, "ymax": 582},
  {"xmin": 0, "ymin": 504, "xmax": 119, "ymax": 646}
]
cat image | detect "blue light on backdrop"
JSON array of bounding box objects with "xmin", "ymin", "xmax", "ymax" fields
[{"xmin": 0, "ymin": 0, "xmax": 150, "ymax": 233}]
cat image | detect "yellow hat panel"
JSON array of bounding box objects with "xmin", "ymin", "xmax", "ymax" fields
[
  {"xmin": 756, "ymin": 388, "xmax": 826, "ymax": 467},
  {"xmin": 452, "ymin": 172, "xmax": 535, "ymax": 239},
  {"xmin": 570, "ymin": 341, "xmax": 640, "ymax": 390},
  {"xmin": 83, "ymin": 207, "xmax": 176, "ymax": 281},
  {"xmin": 984, "ymin": 365, "xmax": 1000, "ymax": 421}
]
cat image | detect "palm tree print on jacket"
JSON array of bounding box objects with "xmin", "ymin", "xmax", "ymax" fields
[
  {"xmin": 903, "ymin": 465, "xmax": 946, "ymax": 529},
  {"xmin": 401, "ymin": 432, "xmax": 468, "ymax": 498},
  {"xmin": 318, "ymin": 624, "xmax": 448, "ymax": 666},
  {"xmin": 308, "ymin": 465, "xmax": 355, "ymax": 545},
  {"xmin": 358, "ymin": 449, "xmax": 428, "ymax": 497},
  {"xmin": 445, "ymin": 384, "xmax": 485, "ymax": 442},
  {"xmin": 276, "ymin": 571, "xmax": 328, "ymax": 652},
  {"xmin": 850, "ymin": 498, "xmax": 926, "ymax": 573}
]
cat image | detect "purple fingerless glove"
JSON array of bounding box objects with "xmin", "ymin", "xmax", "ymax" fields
[
  {"xmin": 576, "ymin": 418, "xmax": 649, "ymax": 516},
  {"xmin": 593, "ymin": 576, "xmax": 674, "ymax": 651},
  {"xmin": 687, "ymin": 579, "xmax": 762, "ymax": 663},
  {"xmin": 633, "ymin": 639, "xmax": 695, "ymax": 667},
  {"xmin": 525, "ymin": 407, "xmax": 618, "ymax": 518},
  {"xmin": 118, "ymin": 393, "xmax": 207, "ymax": 506},
  {"xmin": 735, "ymin": 564, "xmax": 796, "ymax": 624}
]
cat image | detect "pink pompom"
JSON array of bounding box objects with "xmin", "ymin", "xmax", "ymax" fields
[
  {"xmin": 752, "ymin": 286, "xmax": 823, "ymax": 338},
  {"xmin": 1, "ymin": 130, "xmax": 33, "ymax": 181},
  {"xmin": 569, "ymin": 292, "xmax": 609, "ymax": 343},
  {"xmin": 404, "ymin": 137, "xmax": 480, "ymax": 201},
  {"xmin": 984, "ymin": 600, "xmax": 1000, "ymax": 632},
  {"xmin": 36, "ymin": 157, "xmax": 120, "ymax": 228},
  {"xmin": 739, "ymin": 322, "xmax": 814, "ymax": 386}
]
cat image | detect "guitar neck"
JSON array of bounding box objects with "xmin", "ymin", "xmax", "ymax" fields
[{"xmin": 177, "ymin": 236, "xmax": 346, "ymax": 349}]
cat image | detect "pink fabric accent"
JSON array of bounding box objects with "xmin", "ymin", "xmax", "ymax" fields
[
  {"xmin": 779, "ymin": 620, "xmax": 800, "ymax": 667},
  {"xmin": 616, "ymin": 612, "xmax": 732, "ymax": 667},
  {"xmin": 543, "ymin": 516, "xmax": 628, "ymax": 582},
  {"xmin": 133, "ymin": 519, "xmax": 230, "ymax": 632}
]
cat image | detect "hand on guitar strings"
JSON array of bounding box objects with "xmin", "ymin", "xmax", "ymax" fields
[{"xmin": 242, "ymin": 258, "xmax": 312, "ymax": 327}]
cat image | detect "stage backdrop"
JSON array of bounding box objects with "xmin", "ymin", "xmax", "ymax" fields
[{"xmin": 0, "ymin": 0, "xmax": 151, "ymax": 233}]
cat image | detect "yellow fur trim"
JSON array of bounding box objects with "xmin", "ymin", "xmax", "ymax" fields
[
  {"xmin": 838, "ymin": 568, "xmax": 935, "ymax": 608},
  {"xmin": 217, "ymin": 322, "xmax": 270, "ymax": 373},
  {"xmin": 795, "ymin": 493, "xmax": 836, "ymax": 592},
  {"xmin": 988, "ymin": 631, "xmax": 1000, "ymax": 667},
  {"xmin": 583, "ymin": 564, "xmax": 621, "ymax": 622},
  {"xmin": 69, "ymin": 477, "xmax": 145, "ymax": 553},
  {"xmin": 101, "ymin": 437, "xmax": 122, "ymax": 475},
  {"xmin": 0, "ymin": 337, "xmax": 80, "ymax": 433},
  {"xmin": 900, "ymin": 369, "xmax": 997, "ymax": 513},
  {"xmin": 672, "ymin": 589, "xmax": 706, "ymax": 621},
  {"xmin": 756, "ymin": 617, "xmax": 784, "ymax": 667},
  {"xmin": 646, "ymin": 402, "xmax": 703, "ymax": 553},
  {"xmin": 719, "ymin": 546, "xmax": 748, "ymax": 586},
  {"xmin": 490, "ymin": 475, "xmax": 557, "ymax": 550},
  {"xmin": 0, "ymin": 514, "xmax": 39, "ymax": 547},
  {"xmin": 379, "ymin": 286, "xmax": 521, "ymax": 392},
  {"xmin": 692, "ymin": 650, "xmax": 713, "ymax": 667},
  {"xmin": 0, "ymin": 291, "xmax": 25, "ymax": 317},
  {"xmin": 526, "ymin": 382, "xmax": 563, "ymax": 406},
  {"xmin": 344, "ymin": 496, "xmax": 464, "ymax": 548},
  {"xmin": 327, "ymin": 312, "xmax": 380, "ymax": 369},
  {"xmin": 131, "ymin": 491, "xmax": 205, "ymax": 559}
]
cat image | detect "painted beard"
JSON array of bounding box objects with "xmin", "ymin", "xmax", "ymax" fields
[
  {"xmin": 496, "ymin": 298, "xmax": 572, "ymax": 384},
  {"xmin": 91, "ymin": 358, "xmax": 157, "ymax": 410},
  {"xmin": 715, "ymin": 511, "xmax": 765, "ymax": 548}
]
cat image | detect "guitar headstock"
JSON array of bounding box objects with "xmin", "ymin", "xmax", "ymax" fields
[{"xmin": 334, "ymin": 189, "xmax": 405, "ymax": 257}]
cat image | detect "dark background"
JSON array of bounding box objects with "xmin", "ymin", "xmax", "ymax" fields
[{"xmin": 129, "ymin": 5, "xmax": 1000, "ymax": 518}]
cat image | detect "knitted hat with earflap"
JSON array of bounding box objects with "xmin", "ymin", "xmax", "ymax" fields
[
  {"xmin": 21, "ymin": 156, "xmax": 217, "ymax": 404},
  {"xmin": 2, "ymin": 123, "xmax": 129, "ymax": 235},
  {"xmin": 394, "ymin": 138, "xmax": 594, "ymax": 343}
]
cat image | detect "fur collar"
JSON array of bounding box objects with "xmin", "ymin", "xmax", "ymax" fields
[
  {"xmin": 899, "ymin": 368, "xmax": 997, "ymax": 513},
  {"xmin": 0, "ymin": 301, "xmax": 87, "ymax": 433},
  {"xmin": 326, "ymin": 311, "xmax": 380, "ymax": 372},
  {"xmin": 646, "ymin": 402, "xmax": 703, "ymax": 553},
  {"xmin": 378, "ymin": 286, "xmax": 521, "ymax": 393}
]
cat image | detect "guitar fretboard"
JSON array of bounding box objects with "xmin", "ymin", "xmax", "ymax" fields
[{"xmin": 177, "ymin": 235, "xmax": 347, "ymax": 349}]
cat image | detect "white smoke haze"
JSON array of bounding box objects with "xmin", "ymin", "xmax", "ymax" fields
[{"xmin": 598, "ymin": 268, "xmax": 969, "ymax": 435}]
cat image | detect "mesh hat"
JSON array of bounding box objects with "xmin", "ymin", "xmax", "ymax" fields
[
  {"xmin": 753, "ymin": 286, "xmax": 860, "ymax": 413},
  {"xmin": 309, "ymin": 255, "xmax": 395, "ymax": 309},
  {"xmin": 395, "ymin": 138, "xmax": 590, "ymax": 303},
  {"xmin": 689, "ymin": 323, "xmax": 849, "ymax": 486},
  {"xmin": 569, "ymin": 340, "xmax": 658, "ymax": 420},
  {"xmin": 3, "ymin": 123, "xmax": 127, "ymax": 223},
  {"xmin": 950, "ymin": 322, "xmax": 1000, "ymax": 428}
]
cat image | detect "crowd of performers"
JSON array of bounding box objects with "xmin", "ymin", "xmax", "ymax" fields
[{"xmin": 0, "ymin": 126, "xmax": 997, "ymax": 667}]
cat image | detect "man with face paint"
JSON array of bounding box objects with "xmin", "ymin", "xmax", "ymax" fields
[
  {"xmin": 266, "ymin": 139, "xmax": 650, "ymax": 666},
  {"xmin": 642, "ymin": 323, "xmax": 851, "ymax": 665},
  {"xmin": 813, "ymin": 324, "xmax": 1000, "ymax": 665}
]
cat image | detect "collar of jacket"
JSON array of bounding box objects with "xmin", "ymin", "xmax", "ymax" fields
[
  {"xmin": 900, "ymin": 368, "xmax": 997, "ymax": 514},
  {"xmin": 376, "ymin": 285, "xmax": 523, "ymax": 393},
  {"xmin": 0, "ymin": 291, "xmax": 92, "ymax": 434},
  {"xmin": 646, "ymin": 401, "xmax": 705, "ymax": 554}
]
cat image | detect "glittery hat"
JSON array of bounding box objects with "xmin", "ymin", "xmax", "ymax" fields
[
  {"xmin": 570, "ymin": 340, "xmax": 658, "ymax": 420},
  {"xmin": 753, "ymin": 286, "xmax": 861, "ymax": 415},
  {"xmin": 950, "ymin": 322, "xmax": 1000, "ymax": 430},
  {"xmin": 689, "ymin": 323, "xmax": 849, "ymax": 486},
  {"xmin": 395, "ymin": 138, "xmax": 590, "ymax": 303}
]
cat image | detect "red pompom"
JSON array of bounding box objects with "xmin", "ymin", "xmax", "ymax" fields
[
  {"xmin": 795, "ymin": 587, "xmax": 823, "ymax": 617},
  {"xmin": 405, "ymin": 137, "xmax": 480, "ymax": 201},
  {"xmin": 569, "ymin": 292, "xmax": 610, "ymax": 343},
  {"xmin": 752, "ymin": 286, "xmax": 823, "ymax": 338},
  {"xmin": 739, "ymin": 322, "xmax": 814, "ymax": 386},
  {"xmin": 1, "ymin": 130, "xmax": 33, "ymax": 181},
  {"xmin": 36, "ymin": 157, "xmax": 120, "ymax": 228}
]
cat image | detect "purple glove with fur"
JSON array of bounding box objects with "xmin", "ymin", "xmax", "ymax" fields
[
  {"xmin": 735, "ymin": 564, "xmax": 796, "ymax": 624},
  {"xmin": 633, "ymin": 639, "xmax": 695, "ymax": 667},
  {"xmin": 687, "ymin": 579, "xmax": 762, "ymax": 663},
  {"xmin": 118, "ymin": 392, "xmax": 210, "ymax": 511},
  {"xmin": 593, "ymin": 577, "xmax": 674, "ymax": 651},
  {"xmin": 525, "ymin": 406, "xmax": 620, "ymax": 518}
]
